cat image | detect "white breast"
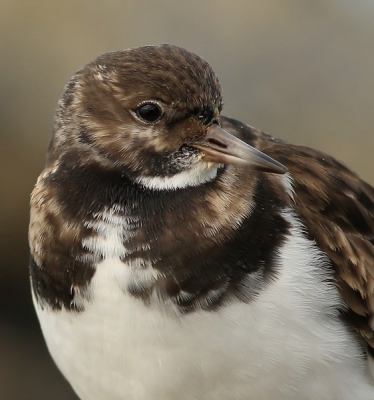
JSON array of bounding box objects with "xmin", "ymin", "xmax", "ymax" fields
[{"xmin": 34, "ymin": 212, "xmax": 374, "ymax": 400}]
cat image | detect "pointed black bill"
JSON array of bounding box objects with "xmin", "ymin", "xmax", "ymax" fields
[{"xmin": 193, "ymin": 125, "xmax": 287, "ymax": 174}]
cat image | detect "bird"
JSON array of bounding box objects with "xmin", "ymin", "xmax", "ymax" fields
[{"xmin": 29, "ymin": 44, "xmax": 374, "ymax": 400}]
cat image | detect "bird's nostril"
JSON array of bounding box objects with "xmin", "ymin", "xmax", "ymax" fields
[{"xmin": 207, "ymin": 138, "xmax": 228, "ymax": 149}]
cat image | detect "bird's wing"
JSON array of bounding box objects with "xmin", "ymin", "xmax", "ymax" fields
[{"xmin": 221, "ymin": 116, "xmax": 374, "ymax": 351}]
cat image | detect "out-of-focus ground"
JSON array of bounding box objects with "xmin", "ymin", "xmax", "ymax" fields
[{"xmin": 1, "ymin": 1, "xmax": 373, "ymax": 399}]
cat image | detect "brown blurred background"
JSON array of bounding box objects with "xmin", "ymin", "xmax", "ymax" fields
[{"xmin": 1, "ymin": 1, "xmax": 374, "ymax": 399}]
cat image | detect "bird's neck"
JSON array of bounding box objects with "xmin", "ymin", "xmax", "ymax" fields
[{"xmin": 31, "ymin": 158, "xmax": 291, "ymax": 312}]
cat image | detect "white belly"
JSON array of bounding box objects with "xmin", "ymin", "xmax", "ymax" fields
[{"xmin": 34, "ymin": 215, "xmax": 374, "ymax": 400}]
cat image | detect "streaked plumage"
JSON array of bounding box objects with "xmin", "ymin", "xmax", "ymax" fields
[{"xmin": 29, "ymin": 44, "xmax": 374, "ymax": 399}]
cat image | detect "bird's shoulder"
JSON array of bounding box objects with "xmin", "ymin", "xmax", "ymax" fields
[{"xmin": 221, "ymin": 116, "xmax": 374, "ymax": 350}]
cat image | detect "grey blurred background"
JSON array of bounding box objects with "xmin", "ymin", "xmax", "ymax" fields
[{"xmin": 1, "ymin": 1, "xmax": 374, "ymax": 399}]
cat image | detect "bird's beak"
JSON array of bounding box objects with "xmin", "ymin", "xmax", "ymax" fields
[{"xmin": 192, "ymin": 124, "xmax": 287, "ymax": 174}]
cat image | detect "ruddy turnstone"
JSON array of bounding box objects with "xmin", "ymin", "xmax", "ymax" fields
[{"xmin": 29, "ymin": 44, "xmax": 374, "ymax": 399}]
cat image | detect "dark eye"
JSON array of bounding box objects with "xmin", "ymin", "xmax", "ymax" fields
[{"xmin": 135, "ymin": 102, "xmax": 163, "ymax": 123}]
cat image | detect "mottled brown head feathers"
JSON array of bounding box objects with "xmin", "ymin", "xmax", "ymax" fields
[{"xmin": 48, "ymin": 45, "xmax": 223, "ymax": 177}]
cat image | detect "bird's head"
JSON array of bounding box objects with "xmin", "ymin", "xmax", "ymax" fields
[{"xmin": 50, "ymin": 44, "xmax": 286, "ymax": 190}]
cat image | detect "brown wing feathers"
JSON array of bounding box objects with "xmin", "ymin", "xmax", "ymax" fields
[
  {"xmin": 222, "ymin": 117, "xmax": 374, "ymax": 351},
  {"xmin": 267, "ymin": 134, "xmax": 374, "ymax": 349}
]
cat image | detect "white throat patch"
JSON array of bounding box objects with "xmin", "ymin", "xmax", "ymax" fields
[{"xmin": 135, "ymin": 162, "xmax": 221, "ymax": 190}]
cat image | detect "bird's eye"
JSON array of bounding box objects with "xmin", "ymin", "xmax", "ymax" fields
[{"xmin": 134, "ymin": 102, "xmax": 163, "ymax": 123}]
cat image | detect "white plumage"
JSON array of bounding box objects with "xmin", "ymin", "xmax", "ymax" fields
[{"xmin": 35, "ymin": 211, "xmax": 374, "ymax": 400}]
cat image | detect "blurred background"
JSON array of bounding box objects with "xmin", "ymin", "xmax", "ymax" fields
[{"xmin": 1, "ymin": 1, "xmax": 374, "ymax": 398}]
